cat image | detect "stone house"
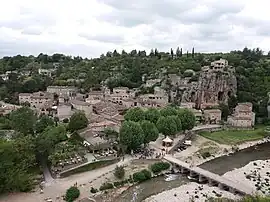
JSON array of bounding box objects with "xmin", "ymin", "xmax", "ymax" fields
[
  {"xmin": 19, "ymin": 91, "xmax": 54, "ymax": 109},
  {"xmin": 0, "ymin": 102, "xmax": 21, "ymax": 115},
  {"xmin": 227, "ymin": 102, "xmax": 255, "ymax": 128},
  {"xmin": 56, "ymin": 103, "xmax": 73, "ymax": 120},
  {"xmin": 46, "ymin": 86, "xmax": 78, "ymax": 97},
  {"xmin": 210, "ymin": 59, "xmax": 228, "ymax": 69},
  {"xmin": 145, "ymin": 79, "xmax": 161, "ymax": 87},
  {"xmin": 138, "ymin": 87, "xmax": 168, "ymax": 107},
  {"xmin": 203, "ymin": 109, "xmax": 222, "ymax": 124},
  {"xmin": 107, "ymin": 87, "xmax": 135, "ymax": 104},
  {"xmin": 38, "ymin": 68, "xmax": 55, "ymax": 77},
  {"xmin": 86, "ymin": 91, "xmax": 105, "ymax": 104},
  {"xmin": 70, "ymin": 99, "xmax": 92, "ymax": 118}
]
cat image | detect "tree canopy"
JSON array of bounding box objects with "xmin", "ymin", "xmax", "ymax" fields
[
  {"xmin": 160, "ymin": 106, "xmax": 178, "ymax": 117},
  {"xmin": 10, "ymin": 107, "xmax": 37, "ymax": 135},
  {"xmin": 68, "ymin": 111, "xmax": 88, "ymax": 132},
  {"xmin": 119, "ymin": 121, "xmax": 144, "ymax": 151},
  {"xmin": 178, "ymin": 109, "xmax": 196, "ymax": 131},
  {"xmin": 0, "ymin": 137, "xmax": 36, "ymax": 193},
  {"xmin": 35, "ymin": 115, "xmax": 55, "ymax": 133},
  {"xmin": 144, "ymin": 108, "xmax": 161, "ymax": 124},
  {"xmin": 124, "ymin": 107, "xmax": 145, "ymax": 122},
  {"xmin": 140, "ymin": 120, "xmax": 159, "ymax": 144},
  {"xmin": 156, "ymin": 116, "xmax": 178, "ymax": 136}
]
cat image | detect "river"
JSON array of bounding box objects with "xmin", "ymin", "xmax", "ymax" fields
[{"xmin": 117, "ymin": 142, "xmax": 270, "ymax": 202}]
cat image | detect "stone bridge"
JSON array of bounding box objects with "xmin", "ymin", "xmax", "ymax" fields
[{"xmin": 164, "ymin": 155, "xmax": 255, "ymax": 196}]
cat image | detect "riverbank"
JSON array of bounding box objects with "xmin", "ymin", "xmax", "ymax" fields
[
  {"xmin": 174, "ymin": 135, "xmax": 269, "ymax": 166},
  {"xmin": 144, "ymin": 182, "xmax": 240, "ymax": 202},
  {"xmin": 144, "ymin": 159, "xmax": 270, "ymax": 202}
]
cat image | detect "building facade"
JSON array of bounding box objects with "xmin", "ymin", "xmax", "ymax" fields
[{"xmin": 227, "ymin": 103, "xmax": 255, "ymax": 128}]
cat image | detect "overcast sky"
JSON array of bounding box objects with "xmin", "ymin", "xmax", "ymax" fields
[{"xmin": 0, "ymin": 0, "xmax": 270, "ymax": 58}]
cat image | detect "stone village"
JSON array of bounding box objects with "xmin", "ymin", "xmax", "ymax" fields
[{"xmin": 0, "ymin": 58, "xmax": 261, "ymax": 202}]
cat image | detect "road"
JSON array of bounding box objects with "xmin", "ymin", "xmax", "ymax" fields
[{"xmin": 0, "ymin": 157, "xmax": 133, "ymax": 202}]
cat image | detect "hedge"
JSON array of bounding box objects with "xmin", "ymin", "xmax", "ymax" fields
[
  {"xmin": 133, "ymin": 169, "xmax": 152, "ymax": 183},
  {"xmin": 99, "ymin": 182, "xmax": 114, "ymax": 191},
  {"xmin": 60, "ymin": 158, "xmax": 120, "ymax": 177},
  {"xmin": 150, "ymin": 162, "xmax": 170, "ymax": 174}
]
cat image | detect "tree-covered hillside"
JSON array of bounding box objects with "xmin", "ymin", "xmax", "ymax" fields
[{"xmin": 1, "ymin": 48, "xmax": 270, "ymax": 119}]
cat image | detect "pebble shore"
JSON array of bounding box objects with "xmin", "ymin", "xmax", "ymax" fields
[{"xmin": 144, "ymin": 159, "xmax": 270, "ymax": 202}]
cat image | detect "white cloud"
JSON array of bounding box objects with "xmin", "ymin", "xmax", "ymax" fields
[{"xmin": 0, "ymin": 0, "xmax": 270, "ymax": 57}]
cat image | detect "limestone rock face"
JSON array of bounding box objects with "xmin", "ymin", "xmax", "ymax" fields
[{"xmin": 181, "ymin": 70, "xmax": 237, "ymax": 109}]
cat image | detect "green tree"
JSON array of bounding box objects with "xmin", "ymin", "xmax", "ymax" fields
[
  {"xmin": 0, "ymin": 136, "xmax": 36, "ymax": 193},
  {"xmin": 104, "ymin": 127, "xmax": 118, "ymax": 139},
  {"xmin": 114, "ymin": 165, "xmax": 125, "ymax": 179},
  {"xmin": 176, "ymin": 47, "xmax": 181, "ymax": 58},
  {"xmin": 178, "ymin": 109, "xmax": 196, "ymax": 131},
  {"xmin": 68, "ymin": 111, "xmax": 88, "ymax": 132},
  {"xmin": 124, "ymin": 107, "xmax": 145, "ymax": 122},
  {"xmin": 160, "ymin": 106, "xmax": 178, "ymax": 117},
  {"xmin": 65, "ymin": 186, "xmax": 80, "ymax": 202},
  {"xmin": 36, "ymin": 125, "xmax": 67, "ymax": 158},
  {"xmin": 10, "ymin": 107, "xmax": 37, "ymax": 135},
  {"xmin": 156, "ymin": 116, "xmax": 177, "ymax": 136},
  {"xmin": 35, "ymin": 115, "xmax": 54, "ymax": 133},
  {"xmin": 144, "ymin": 108, "xmax": 161, "ymax": 124},
  {"xmin": 169, "ymin": 115, "xmax": 182, "ymax": 132},
  {"xmin": 192, "ymin": 47, "xmax": 195, "ymax": 58},
  {"xmin": 140, "ymin": 120, "xmax": 159, "ymax": 144},
  {"xmin": 119, "ymin": 121, "xmax": 144, "ymax": 151}
]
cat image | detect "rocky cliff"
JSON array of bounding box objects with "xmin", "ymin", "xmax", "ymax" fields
[{"xmin": 181, "ymin": 69, "xmax": 237, "ymax": 109}]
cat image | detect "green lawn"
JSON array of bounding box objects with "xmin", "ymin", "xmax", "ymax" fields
[{"xmin": 199, "ymin": 127, "xmax": 266, "ymax": 145}]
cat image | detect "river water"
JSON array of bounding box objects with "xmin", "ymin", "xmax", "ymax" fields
[{"xmin": 118, "ymin": 142, "xmax": 270, "ymax": 202}]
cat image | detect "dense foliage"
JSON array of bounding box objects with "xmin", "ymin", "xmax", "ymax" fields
[
  {"xmin": 0, "ymin": 137, "xmax": 36, "ymax": 193},
  {"xmin": 114, "ymin": 165, "xmax": 125, "ymax": 179},
  {"xmin": 65, "ymin": 186, "xmax": 80, "ymax": 202},
  {"xmin": 132, "ymin": 169, "xmax": 152, "ymax": 183},
  {"xmin": 140, "ymin": 120, "xmax": 159, "ymax": 144},
  {"xmin": 150, "ymin": 162, "xmax": 171, "ymax": 174},
  {"xmin": 68, "ymin": 111, "xmax": 88, "ymax": 132},
  {"xmin": 156, "ymin": 116, "xmax": 178, "ymax": 136},
  {"xmin": 124, "ymin": 107, "xmax": 145, "ymax": 122},
  {"xmin": 119, "ymin": 121, "xmax": 144, "ymax": 151}
]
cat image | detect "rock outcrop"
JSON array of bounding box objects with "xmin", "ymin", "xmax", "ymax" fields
[{"xmin": 177, "ymin": 59, "xmax": 237, "ymax": 109}]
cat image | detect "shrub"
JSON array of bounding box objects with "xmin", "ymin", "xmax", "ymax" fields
[
  {"xmin": 150, "ymin": 162, "xmax": 170, "ymax": 174},
  {"xmin": 201, "ymin": 151, "xmax": 211, "ymax": 159},
  {"xmin": 90, "ymin": 187, "xmax": 98, "ymax": 193},
  {"xmin": 133, "ymin": 169, "xmax": 152, "ymax": 183},
  {"xmin": 114, "ymin": 165, "xmax": 125, "ymax": 179},
  {"xmin": 63, "ymin": 118, "xmax": 69, "ymax": 123},
  {"xmin": 65, "ymin": 186, "xmax": 80, "ymax": 202},
  {"xmin": 99, "ymin": 182, "xmax": 114, "ymax": 191}
]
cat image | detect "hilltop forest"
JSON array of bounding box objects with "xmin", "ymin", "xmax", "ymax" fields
[{"xmin": 0, "ymin": 47, "xmax": 270, "ymax": 120}]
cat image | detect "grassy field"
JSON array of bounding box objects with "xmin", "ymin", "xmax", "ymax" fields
[{"xmin": 199, "ymin": 126, "xmax": 266, "ymax": 145}]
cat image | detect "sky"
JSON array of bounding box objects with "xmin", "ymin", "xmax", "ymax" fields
[{"xmin": 0, "ymin": 0, "xmax": 270, "ymax": 58}]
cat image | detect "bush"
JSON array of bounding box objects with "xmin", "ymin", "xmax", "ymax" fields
[
  {"xmin": 150, "ymin": 162, "xmax": 171, "ymax": 174},
  {"xmin": 99, "ymin": 182, "xmax": 114, "ymax": 191},
  {"xmin": 65, "ymin": 186, "xmax": 80, "ymax": 202},
  {"xmin": 113, "ymin": 179, "xmax": 129, "ymax": 187},
  {"xmin": 90, "ymin": 187, "xmax": 98, "ymax": 193},
  {"xmin": 114, "ymin": 165, "xmax": 125, "ymax": 179},
  {"xmin": 133, "ymin": 169, "xmax": 152, "ymax": 183},
  {"xmin": 201, "ymin": 151, "xmax": 211, "ymax": 159},
  {"xmin": 63, "ymin": 118, "xmax": 69, "ymax": 123}
]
